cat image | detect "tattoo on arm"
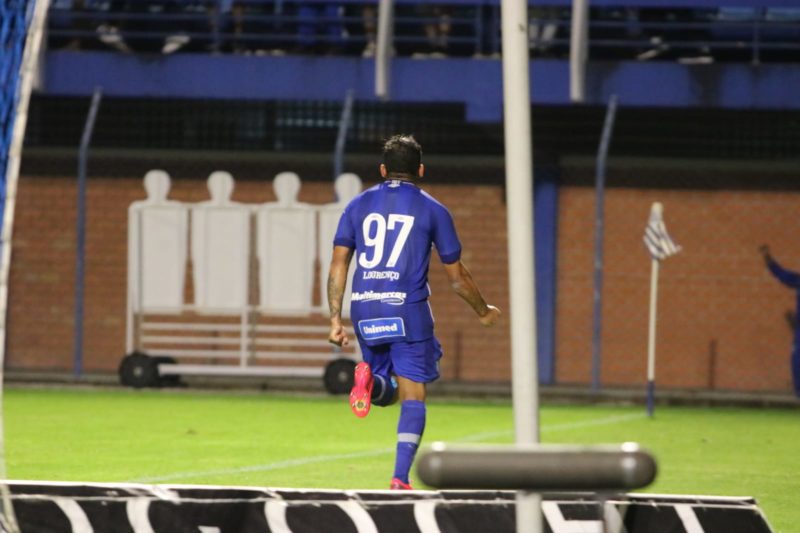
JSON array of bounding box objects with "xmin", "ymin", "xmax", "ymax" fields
[
  {"xmin": 327, "ymin": 247, "xmax": 353, "ymax": 321},
  {"xmin": 328, "ymin": 273, "xmax": 344, "ymax": 320}
]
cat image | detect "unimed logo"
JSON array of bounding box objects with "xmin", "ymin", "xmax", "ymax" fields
[
  {"xmin": 363, "ymin": 323, "xmax": 399, "ymax": 334},
  {"xmin": 359, "ymin": 318, "xmax": 405, "ymax": 340}
]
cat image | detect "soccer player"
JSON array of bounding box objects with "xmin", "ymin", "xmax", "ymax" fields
[
  {"xmin": 760, "ymin": 244, "xmax": 800, "ymax": 398},
  {"xmin": 327, "ymin": 134, "xmax": 501, "ymax": 490}
]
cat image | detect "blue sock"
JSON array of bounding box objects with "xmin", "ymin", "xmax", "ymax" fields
[
  {"xmin": 371, "ymin": 374, "xmax": 397, "ymax": 407},
  {"xmin": 393, "ymin": 400, "xmax": 426, "ymax": 483}
]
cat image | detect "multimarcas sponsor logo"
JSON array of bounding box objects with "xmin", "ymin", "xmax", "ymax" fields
[
  {"xmin": 358, "ymin": 317, "xmax": 406, "ymax": 340},
  {"xmin": 351, "ymin": 291, "xmax": 406, "ymax": 305}
]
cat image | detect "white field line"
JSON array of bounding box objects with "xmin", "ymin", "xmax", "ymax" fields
[
  {"xmin": 130, "ymin": 412, "xmax": 645, "ymax": 484},
  {"xmin": 458, "ymin": 413, "xmax": 645, "ymax": 443}
]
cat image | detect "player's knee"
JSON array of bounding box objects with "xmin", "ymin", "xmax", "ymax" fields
[
  {"xmin": 372, "ymin": 375, "xmax": 398, "ymax": 407},
  {"xmin": 397, "ymin": 378, "xmax": 426, "ymax": 402},
  {"xmin": 373, "ymin": 394, "xmax": 396, "ymax": 407}
]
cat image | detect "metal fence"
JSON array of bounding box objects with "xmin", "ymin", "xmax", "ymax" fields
[{"xmin": 21, "ymin": 95, "xmax": 800, "ymax": 162}]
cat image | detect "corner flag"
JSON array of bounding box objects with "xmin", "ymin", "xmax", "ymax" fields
[
  {"xmin": 644, "ymin": 202, "xmax": 681, "ymax": 261},
  {"xmin": 644, "ymin": 202, "xmax": 680, "ymax": 419}
]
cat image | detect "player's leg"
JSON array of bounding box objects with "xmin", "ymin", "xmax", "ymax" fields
[
  {"xmin": 388, "ymin": 337, "xmax": 442, "ymax": 489},
  {"xmin": 371, "ymin": 373, "xmax": 399, "ymax": 407},
  {"xmin": 391, "ymin": 376, "xmax": 426, "ymax": 489},
  {"xmin": 350, "ymin": 342, "xmax": 395, "ymax": 417}
]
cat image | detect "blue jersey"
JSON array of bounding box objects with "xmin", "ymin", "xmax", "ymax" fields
[
  {"xmin": 767, "ymin": 258, "xmax": 800, "ymax": 339},
  {"xmin": 333, "ymin": 180, "xmax": 461, "ymax": 345}
]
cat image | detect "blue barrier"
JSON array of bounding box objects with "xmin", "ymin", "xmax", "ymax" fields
[{"xmin": 43, "ymin": 51, "xmax": 800, "ymax": 121}]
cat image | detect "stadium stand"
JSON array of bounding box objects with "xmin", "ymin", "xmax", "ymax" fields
[
  {"xmin": 37, "ymin": 0, "xmax": 800, "ymax": 122},
  {"xmin": 44, "ymin": 0, "xmax": 800, "ymax": 62}
]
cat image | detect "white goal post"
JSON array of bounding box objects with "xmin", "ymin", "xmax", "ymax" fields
[{"xmin": 0, "ymin": 1, "xmax": 51, "ymax": 531}]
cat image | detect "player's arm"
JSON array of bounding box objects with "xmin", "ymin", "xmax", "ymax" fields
[
  {"xmin": 442, "ymin": 260, "xmax": 500, "ymax": 327},
  {"xmin": 327, "ymin": 245, "xmax": 354, "ymax": 346},
  {"xmin": 760, "ymin": 245, "xmax": 800, "ymax": 288}
]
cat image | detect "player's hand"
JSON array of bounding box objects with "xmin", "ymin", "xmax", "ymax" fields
[
  {"xmin": 328, "ymin": 323, "xmax": 350, "ymax": 347},
  {"xmin": 479, "ymin": 305, "xmax": 501, "ymax": 327},
  {"xmin": 759, "ymin": 244, "xmax": 770, "ymax": 257}
]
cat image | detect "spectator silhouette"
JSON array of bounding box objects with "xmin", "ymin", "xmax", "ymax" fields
[
  {"xmin": 417, "ymin": 4, "xmax": 451, "ymax": 57},
  {"xmin": 295, "ymin": 1, "xmax": 345, "ymax": 54},
  {"xmin": 760, "ymin": 244, "xmax": 800, "ymax": 397},
  {"xmin": 361, "ymin": 2, "xmax": 377, "ymax": 57},
  {"xmin": 96, "ymin": 0, "xmax": 191, "ymax": 54}
]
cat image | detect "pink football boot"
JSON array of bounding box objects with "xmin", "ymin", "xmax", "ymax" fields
[
  {"xmin": 349, "ymin": 362, "xmax": 374, "ymax": 418},
  {"xmin": 390, "ymin": 478, "xmax": 413, "ymax": 490}
]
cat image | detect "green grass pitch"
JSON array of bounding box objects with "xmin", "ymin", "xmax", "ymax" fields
[{"xmin": 4, "ymin": 387, "xmax": 797, "ymax": 532}]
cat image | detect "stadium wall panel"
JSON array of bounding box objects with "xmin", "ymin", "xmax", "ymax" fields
[
  {"xmin": 42, "ymin": 52, "xmax": 800, "ymax": 122},
  {"xmin": 9, "ymin": 156, "xmax": 800, "ymax": 394}
]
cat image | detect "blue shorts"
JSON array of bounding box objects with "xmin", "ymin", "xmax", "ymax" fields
[{"xmin": 358, "ymin": 336, "xmax": 443, "ymax": 384}]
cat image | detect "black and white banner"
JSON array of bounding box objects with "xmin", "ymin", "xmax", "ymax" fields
[{"xmin": 1, "ymin": 482, "xmax": 774, "ymax": 532}]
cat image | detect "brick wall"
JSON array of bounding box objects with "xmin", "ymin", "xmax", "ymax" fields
[
  {"xmin": 8, "ymin": 163, "xmax": 799, "ymax": 393},
  {"xmin": 7, "ymin": 173, "xmax": 513, "ymax": 382},
  {"xmin": 556, "ymin": 185, "xmax": 799, "ymax": 393}
]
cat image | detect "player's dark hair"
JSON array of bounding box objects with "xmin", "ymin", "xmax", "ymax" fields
[{"xmin": 382, "ymin": 134, "xmax": 422, "ymax": 178}]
